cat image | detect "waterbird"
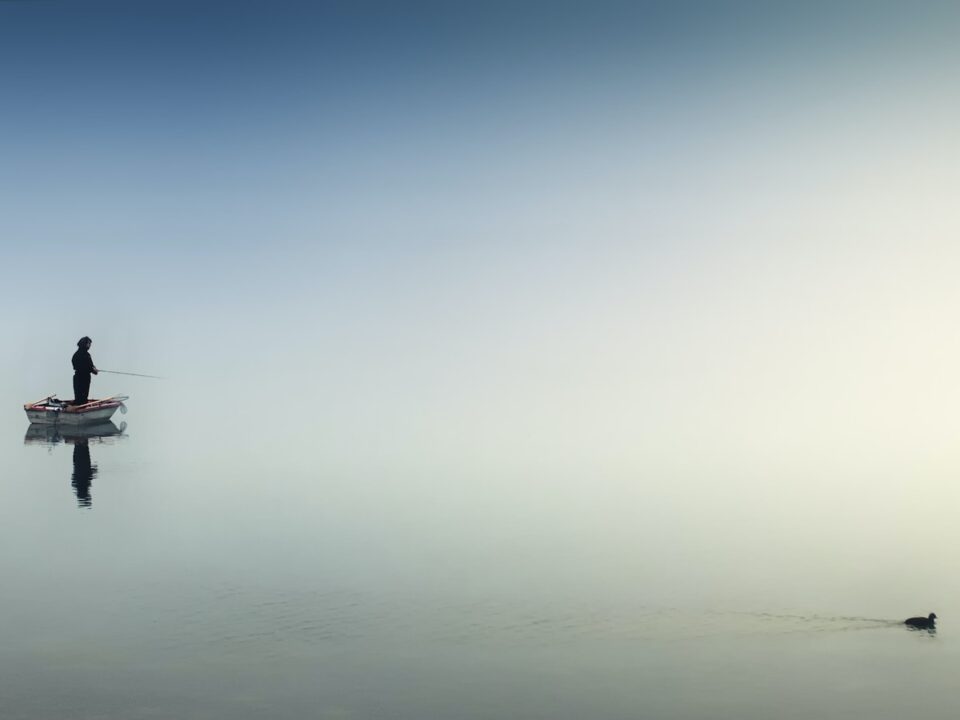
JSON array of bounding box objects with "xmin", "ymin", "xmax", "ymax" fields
[{"xmin": 904, "ymin": 613, "xmax": 937, "ymax": 629}]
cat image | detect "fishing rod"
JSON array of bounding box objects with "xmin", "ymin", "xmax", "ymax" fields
[{"xmin": 99, "ymin": 370, "xmax": 165, "ymax": 379}]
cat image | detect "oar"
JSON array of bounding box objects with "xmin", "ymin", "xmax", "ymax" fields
[
  {"xmin": 99, "ymin": 370, "xmax": 164, "ymax": 379},
  {"xmin": 25, "ymin": 395, "xmax": 54, "ymax": 408},
  {"xmin": 68, "ymin": 395, "xmax": 130, "ymax": 411}
]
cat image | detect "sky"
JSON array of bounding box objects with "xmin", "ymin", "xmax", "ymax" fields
[{"xmin": 2, "ymin": 0, "xmax": 960, "ymax": 482}]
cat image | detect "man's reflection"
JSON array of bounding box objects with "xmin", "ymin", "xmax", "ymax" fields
[
  {"xmin": 71, "ymin": 439, "xmax": 97, "ymax": 508},
  {"xmin": 24, "ymin": 420, "xmax": 125, "ymax": 509}
]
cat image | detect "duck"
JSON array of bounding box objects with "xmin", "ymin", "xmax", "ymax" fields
[{"xmin": 904, "ymin": 613, "xmax": 937, "ymax": 630}]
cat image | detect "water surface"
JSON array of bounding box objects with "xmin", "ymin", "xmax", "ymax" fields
[{"xmin": 1, "ymin": 391, "xmax": 956, "ymax": 720}]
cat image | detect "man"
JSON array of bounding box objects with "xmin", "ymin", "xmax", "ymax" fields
[{"xmin": 72, "ymin": 336, "xmax": 99, "ymax": 404}]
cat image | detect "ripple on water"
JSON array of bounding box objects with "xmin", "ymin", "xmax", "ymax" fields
[{"xmin": 110, "ymin": 581, "xmax": 919, "ymax": 660}]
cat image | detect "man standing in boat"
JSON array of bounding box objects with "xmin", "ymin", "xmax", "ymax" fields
[{"xmin": 72, "ymin": 336, "xmax": 99, "ymax": 405}]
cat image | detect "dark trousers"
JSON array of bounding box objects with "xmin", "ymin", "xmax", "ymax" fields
[{"xmin": 73, "ymin": 374, "xmax": 91, "ymax": 404}]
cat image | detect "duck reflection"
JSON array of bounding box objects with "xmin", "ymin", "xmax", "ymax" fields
[{"xmin": 24, "ymin": 421, "xmax": 126, "ymax": 508}]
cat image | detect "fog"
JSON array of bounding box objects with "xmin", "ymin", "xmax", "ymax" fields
[{"xmin": 2, "ymin": 3, "xmax": 959, "ymax": 717}]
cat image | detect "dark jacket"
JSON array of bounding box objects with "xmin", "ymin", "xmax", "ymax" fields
[{"xmin": 72, "ymin": 349, "xmax": 95, "ymax": 377}]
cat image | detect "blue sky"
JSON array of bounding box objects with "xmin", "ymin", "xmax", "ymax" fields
[
  {"xmin": 3, "ymin": 1, "xmax": 960, "ymax": 476},
  {"xmin": 3, "ymin": 1, "xmax": 956, "ymax": 258}
]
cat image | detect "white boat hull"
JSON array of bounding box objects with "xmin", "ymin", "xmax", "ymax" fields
[
  {"xmin": 23, "ymin": 396, "xmax": 128, "ymax": 425},
  {"xmin": 25, "ymin": 406, "xmax": 120, "ymax": 424}
]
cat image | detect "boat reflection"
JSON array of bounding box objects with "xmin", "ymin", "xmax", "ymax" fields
[
  {"xmin": 24, "ymin": 421, "xmax": 126, "ymax": 508},
  {"xmin": 23, "ymin": 420, "xmax": 126, "ymax": 447}
]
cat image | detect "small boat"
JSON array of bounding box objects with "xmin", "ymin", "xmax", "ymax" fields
[{"xmin": 24, "ymin": 395, "xmax": 129, "ymax": 425}]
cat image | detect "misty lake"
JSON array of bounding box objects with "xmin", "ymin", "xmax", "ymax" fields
[
  {"xmin": 2, "ymin": 390, "xmax": 956, "ymax": 720},
  {"xmin": 5, "ymin": 0, "xmax": 960, "ymax": 717}
]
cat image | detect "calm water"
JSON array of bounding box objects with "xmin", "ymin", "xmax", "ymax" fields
[{"xmin": 2, "ymin": 389, "xmax": 957, "ymax": 720}]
